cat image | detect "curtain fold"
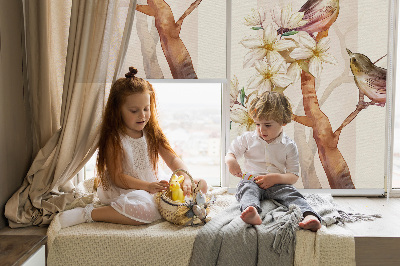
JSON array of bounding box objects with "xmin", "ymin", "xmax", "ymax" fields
[
  {"xmin": 23, "ymin": 0, "xmax": 71, "ymax": 156},
  {"xmin": 5, "ymin": 0, "xmax": 137, "ymax": 228}
]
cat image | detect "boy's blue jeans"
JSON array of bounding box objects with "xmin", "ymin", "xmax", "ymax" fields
[{"xmin": 235, "ymin": 180, "xmax": 321, "ymax": 221}]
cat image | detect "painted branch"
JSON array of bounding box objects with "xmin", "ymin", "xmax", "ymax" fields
[
  {"xmin": 334, "ymin": 104, "xmax": 365, "ymax": 137},
  {"xmin": 136, "ymin": 12, "xmax": 164, "ymax": 78},
  {"xmin": 293, "ymin": 96, "xmax": 322, "ymax": 188},
  {"xmin": 301, "ymin": 71, "xmax": 355, "ymax": 189},
  {"xmin": 294, "ymin": 25, "xmax": 356, "ymax": 189},
  {"xmin": 176, "ymin": 0, "xmax": 202, "ymax": 30},
  {"xmin": 293, "ymin": 123, "xmax": 322, "ymax": 188},
  {"xmin": 292, "ymin": 114, "xmax": 313, "ymax": 127},
  {"xmin": 136, "ymin": 0, "xmax": 198, "ymax": 79},
  {"xmin": 373, "ymin": 54, "xmax": 387, "ymax": 64}
]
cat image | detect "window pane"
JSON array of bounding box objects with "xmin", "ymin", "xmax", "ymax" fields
[
  {"xmin": 85, "ymin": 150, "xmax": 98, "ymax": 180},
  {"xmin": 153, "ymin": 82, "xmax": 222, "ymax": 187}
]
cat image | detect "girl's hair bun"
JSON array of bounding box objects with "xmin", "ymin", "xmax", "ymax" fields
[{"xmin": 125, "ymin": 67, "xmax": 138, "ymax": 78}]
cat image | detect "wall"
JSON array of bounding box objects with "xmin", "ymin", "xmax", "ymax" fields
[{"xmin": 0, "ymin": 0, "xmax": 33, "ymax": 228}]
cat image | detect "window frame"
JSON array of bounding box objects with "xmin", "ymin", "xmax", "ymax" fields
[
  {"xmin": 78, "ymin": 79, "xmax": 229, "ymax": 187},
  {"xmin": 78, "ymin": 0, "xmax": 400, "ymax": 196},
  {"xmin": 389, "ymin": 0, "xmax": 400, "ymax": 197}
]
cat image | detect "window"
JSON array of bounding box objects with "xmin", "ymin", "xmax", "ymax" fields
[
  {"xmin": 84, "ymin": 150, "xmax": 98, "ymax": 181},
  {"xmin": 153, "ymin": 82, "xmax": 223, "ymax": 187},
  {"xmin": 79, "ymin": 82, "xmax": 224, "ymax": 188}
]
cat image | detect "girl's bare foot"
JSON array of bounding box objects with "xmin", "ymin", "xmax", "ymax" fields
[
  {"xmin": 299, "ymin": 214, "xmax": 321, "ymax": 232},
  {"xmin": 240, "ymin": 206, "xmax": 262, "ymax": 225}
]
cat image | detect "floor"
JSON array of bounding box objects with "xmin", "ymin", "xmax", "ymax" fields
[{"xmin": 1, "ymin": 197, "xmax": 399, "ymax": 265}]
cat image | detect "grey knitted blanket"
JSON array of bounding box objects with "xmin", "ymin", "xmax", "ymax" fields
[{"xmin": 189, "ymin": 193, "xmax": 381, "ymax": 266}]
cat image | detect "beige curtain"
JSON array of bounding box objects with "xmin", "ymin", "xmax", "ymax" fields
[
  {"xmin": 5, "ymin": 0, "xmax": 137, "ymax": 228},
  {"xmin": 23, "ymin": 0, "xmax": 71, "ymax": 156}
]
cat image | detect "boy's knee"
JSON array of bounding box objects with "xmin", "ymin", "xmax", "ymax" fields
[
  {"xmin": 237, "ymin": 180, "xmax": 258, "ymax": 191},
  {"xmin": 236, "ymin": 181, "xmax": 260, "ymax": 200}
]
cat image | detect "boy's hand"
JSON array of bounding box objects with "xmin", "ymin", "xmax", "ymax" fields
[
  {"xmin": 146, "ymin": 180, "xmax": 169, "ymax": 194},
  {"xmin": 225, "ymin": 153, "xmax": 242, "ymax": 177},
  {"xmin": 254, "ymin": 174, "xmax": 278, "ymax": 189},
  {"xmin": 227, "ymin": 161, "xmax": 243, "ymax": 177}
]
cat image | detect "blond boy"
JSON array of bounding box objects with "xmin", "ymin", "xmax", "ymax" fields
[{"xmin": 225, "ymin": 91, "xmax": 321, "ymax": 231}]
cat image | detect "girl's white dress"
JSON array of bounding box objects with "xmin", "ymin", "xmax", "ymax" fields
[{"xmin": 97, "ymin": 134, "xmax": 162, "ymax": 223}]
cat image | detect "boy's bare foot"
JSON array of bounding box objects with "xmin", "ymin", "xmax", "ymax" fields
[
  {"xmin": 240, "ymin": 206, "xmax": 262, "ymax": 225},
  {"xmin": 299, "ymin": 214, "xmax": 321, "ymax": 232}
]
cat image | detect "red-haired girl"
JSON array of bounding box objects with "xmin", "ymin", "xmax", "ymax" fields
[{"xmin": 59, "ymin": 67, "xmax": 207, "ymax": 227}]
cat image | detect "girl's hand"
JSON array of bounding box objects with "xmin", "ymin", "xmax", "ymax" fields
[
  {"xmin": 254, "ymin": 174, "xmax": 277, "ymax": 189},
  {"xmin": 182, "ymin": 178, "xmax": 192, "ymax": 196},
  {"xmin": 146, "ymin": 180, "xmax": 169, "ymax": 194}
]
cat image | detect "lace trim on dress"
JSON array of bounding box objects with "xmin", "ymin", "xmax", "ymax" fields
[
  {"xmin": 125, "ymin": 135, "xmax": 152, "ymax": 171},
  {"xmin": 100, "ymin": 133, "xmax": 157, "ymax": 188}
]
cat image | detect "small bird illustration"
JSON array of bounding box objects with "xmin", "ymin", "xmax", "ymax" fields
[
  {"xmin": 293, "ymin": 0, "xmax": 340, "ymax": 35},
  {"xmin": 347, "ymin": 49, "xmax": 386, "ymax": 107}
]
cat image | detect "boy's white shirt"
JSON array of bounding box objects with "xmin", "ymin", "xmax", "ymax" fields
[{"xmin": 227, "ymin": 131, "xmax": 300, "ymax": 176}]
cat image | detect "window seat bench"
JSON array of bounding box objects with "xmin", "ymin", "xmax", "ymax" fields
[
  {"xmin": 1, "ymin": 196, "xmax": 399, "ymax": 265},
  {"xmin": 334, "ymin": 197, "xmax": 400, "ymax": 266}
]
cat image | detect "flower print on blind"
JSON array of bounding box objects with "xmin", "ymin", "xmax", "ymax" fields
[{"xmin": 154, "ymin": 83, "xmax": 222, "ymax": 187}]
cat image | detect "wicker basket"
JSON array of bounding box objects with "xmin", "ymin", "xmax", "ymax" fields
[{"xmin": 155, "ymin": 169, "xmax": 210, "ymax": 226}]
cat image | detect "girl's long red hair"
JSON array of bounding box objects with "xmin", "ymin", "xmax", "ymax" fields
[{"xmin": 96, "ymin": 71, "xmax": 176, "ymax": 189}]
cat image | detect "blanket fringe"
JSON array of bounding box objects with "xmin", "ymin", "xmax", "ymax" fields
[
  {"xmin": 304, "ymin": 194, "xmax": 382, "ymax": 226},
  {"xmin": 337, "ymin": 210, "xmax": 382, "ymax": 224},
  {"xmin": 272, "ymin": 205, "xmax": 303, "ymax": 254}
]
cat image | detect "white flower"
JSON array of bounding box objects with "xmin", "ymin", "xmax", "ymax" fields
[
  {"xmin": 230, "ymin": 76, "xmax": 240, "ymax": 108},
  {"xmin": 271, "ymin": 4, "xmax": 308, "ymax": 30},
  {"xmin": 289, "ymin": 33, "xmax": 337, "ymax": 77},
  {"xmin": 231, "ymin": 108, "xmax": 256, "ymax": 133},
  {"xmin": 241, "ymin": 24, "xmax": 296, "ymax": 68},
  {"xmin": 287, "ymin": 61, "xmax": 303, "ymax": 83},
  {"xmin": 244, "ymin": 8, "xmax": 267, "ymax": 27},
  {"xmin": 248, "ymin": 59, "xmax": 292, "ymax": 93}
]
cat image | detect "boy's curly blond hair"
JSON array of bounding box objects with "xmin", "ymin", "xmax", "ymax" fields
[{"xmin": 248, "ymin": 91, "xmax": 293, "ymax": 125}]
